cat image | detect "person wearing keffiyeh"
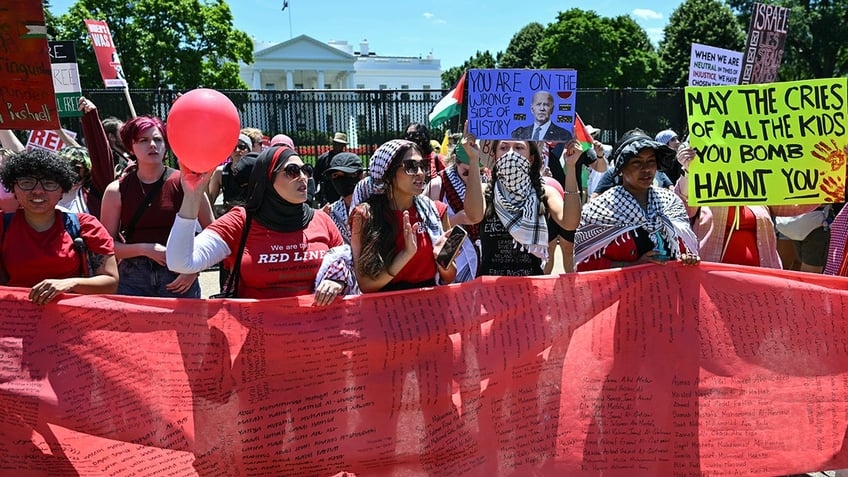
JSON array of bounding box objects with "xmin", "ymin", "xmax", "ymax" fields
[
  {"xmin": 574, "ymin": 131, "xmax": 700, "ymax": 271},
  {"xmin": 424, "ymin": 123, "xmax": 485, "ymax": 282},
  {"xmin": 349, "ymin": 139, "xmax": 456, "ymax": 292},
  {"xmin": 476, "ymin": 139, "xmax": 583, "ymax": 277}
]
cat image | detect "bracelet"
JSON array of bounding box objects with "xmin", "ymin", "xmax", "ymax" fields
[{"xmin": 563, "ymin": 190, "xmax": 581, "ymax": 195}]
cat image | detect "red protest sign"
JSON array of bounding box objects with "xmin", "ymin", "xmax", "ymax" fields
[
  {"xmin": 0, "ymin": 1, "xmax": 60, "ymax": 129},
  {"xmin": 84, "ymin": 19, "xmax": 128, "ymax": 88},
  {"xmin": 26, "ymin": 129, "xmax": 78, "ymax": 152}
]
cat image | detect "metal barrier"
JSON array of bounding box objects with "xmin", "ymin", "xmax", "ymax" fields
[{"xmin": 63, "ymin": 88, "xmax": 688, "ymax": 163}]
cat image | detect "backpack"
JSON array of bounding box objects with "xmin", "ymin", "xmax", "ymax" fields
[{"xmin": 2, "ymin": 211, "xmax": 93, "ymax": 277}]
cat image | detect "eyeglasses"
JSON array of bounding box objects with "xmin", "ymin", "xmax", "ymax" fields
[
  {"xmin": 15, "ymin": 177, "xmax": 61, "ymax": 191},
  {"xmin": 235, "ymin": 143, "xmax": 249, "ymax": 151},
  {"xmin": 283, "ymin": 163, "xmax": 314, "ymax": 179},
  {"xmin": 402, "ymin": 159, "xmax": 430, "ymax": 175}
]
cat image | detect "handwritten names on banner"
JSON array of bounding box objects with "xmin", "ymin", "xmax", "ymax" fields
[
  {"xmin": 0, "ymin": 1, "xmax": 60, "ymax": 129},
  {"xmin": 2, "ymin": 264, "xmax": 848, "ymax": 475},
  {"xmin": 686, "ymin": 77, "xmax": 847, "ymax": 206},
  {"xmin": 689, "ymin": 43, "xmax": 743, "ymax": 86},
  {"xmin": 466, "ymin": 69, "xmax": 577, "ymax": 141},
  {"xmin": 739, "ymin": 2, "xmax": 790, "ymax": 85}
]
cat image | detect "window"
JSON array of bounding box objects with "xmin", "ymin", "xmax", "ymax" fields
[
  {"xmin": 378, "ymin": 84, "xmax": 388, "ymax": 90},
  {"xmin": 356, "ymin": 84, "xmax": 365, "ymax": 89},
  {"xmin": 265, "ymin": 83, "xmax": 275, "ymax": 90}
]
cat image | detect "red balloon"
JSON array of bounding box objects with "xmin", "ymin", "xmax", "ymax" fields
[
  {"xmin": 544, "ymin": 176, "xmax": 564, "ymax": 196},
  {"xmin": 167, "ymin": 89, "xmax": 240, "ymax": 172}
]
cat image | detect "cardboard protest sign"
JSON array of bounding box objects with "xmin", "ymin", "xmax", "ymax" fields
[
  {"xmin": 84, "ymin": 19, "xmax": 128, "ymax": 88},
  {"xmin": 48, "ymin": 41, "xmax": 82, "ymax": 117},
  {"xmin": 26, "ymin": 129, "xmax": 78, "ymax": 152},
  {"xmin": 689, "ymin": 43, "xmax": 743, "ymax": 86},
  {"xmin": 686, "ymin": 77, "xmax": 847, "ymax": 206},
  {"xmin": 739, "ymin": 2, "xmax": 790, "ymax": 85},
  {"xmin": 0, "ymin": 1, "xmax": 60, "ymax": 129},
  {"xmin": 467, "ymin": 69, "xmax": 577, "ymax": 142}
]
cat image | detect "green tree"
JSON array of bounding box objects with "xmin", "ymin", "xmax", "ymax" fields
[
  {"xmin": 536, "ymin": 9, "xmax": 658, "ymax": 88},
  {"xmin": 656, "ymin": 0, "xmax": 746, "ymax": 87},
  {"xmin": 46, "ymin": 0, "xmax": 253, "ymax": 90},
  {"xmin": 499, "ymin": 22, "xmax": 545, "ymax": 69},
  {"xmin": 441, "ymin": 50, "xmax": 498, "ymax": 89},
  {"xmin": 727, "ymin": 0, "xmax": 848, "ymax": 80}
]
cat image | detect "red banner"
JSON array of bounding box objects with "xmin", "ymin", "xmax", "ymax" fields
[
  {"xmin": 2, "ymin": 263, "xmax": 848, "ymax": 476},
  {"xmin": 83, "ymin": 19, "xmax": 128, "ymax": 88},
  {"xmin": 0, "ymin": 1, "xmax": 60, "ymax": 130}
]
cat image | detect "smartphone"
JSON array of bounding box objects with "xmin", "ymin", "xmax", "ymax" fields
[{"xmin": 436, "ymin": 225, "xmax": 469, "ymax": 269}]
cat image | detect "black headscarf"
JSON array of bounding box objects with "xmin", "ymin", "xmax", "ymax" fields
[
  {"xmin": 245, "ymin": 146, "xmax": 314, "ymax": 232},
  {"xmin": 611, "ymin": 133, "xmax": 676, "ymax": 176}
]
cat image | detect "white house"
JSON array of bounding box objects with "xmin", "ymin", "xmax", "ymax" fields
[{"xmin": 239, "ymin": 35, "xmax": 442, "ymax": 91}]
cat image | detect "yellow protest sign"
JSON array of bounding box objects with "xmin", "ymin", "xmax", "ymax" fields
[{"xmin": 685, "ymin": 78, "xmax": 847, "ymax": 206}]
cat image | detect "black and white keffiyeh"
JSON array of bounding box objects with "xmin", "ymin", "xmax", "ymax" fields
[
  {"xmin": 494, "ymin": 151, "xmax": 548, "ymax": 260},
  {"xmin": 574, "ymin": 185, "xmax": 698, "ymax": 264},
  {"xmin": 328, "ymin": 199, "xmax": 351, "ymax": 244},
  {"xmin": 445, "ymin": 165, "xmax": 466, "ymax": 199}
]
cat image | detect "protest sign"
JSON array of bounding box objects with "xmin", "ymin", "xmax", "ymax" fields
[
  {"xmin": 84, "ymin": 19, "xmax": 128, "ymax": 88},
  {"xmin": 26, "ymin": 129, "xmax": 77, "ymax": 152},
  {"xmin": 689, "ymin": 43, "xmax": 743, "ymax": 86},
  {"xmin": 739, "ymin": 2, "xmax": 790, "ymax": 85},
  {"xmin": 2, "ymin": 263, "xmax": 848, "ymax": 475},
  {"xmin": 0, "ymin": 1, "xmax": 60, "ymax": 129},
  {"xmin": 467, "ymin": 69, "xmax": 577, "ymax": 142},
  {"xmin": 686, "ymin": 77, "xmax": 847, "ymax": 206},
  {"xmin": 48, "ymin": 41, "xmax": 82, "ymax": 118}
]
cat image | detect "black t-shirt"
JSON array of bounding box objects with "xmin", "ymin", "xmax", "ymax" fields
[{"xmin": 477, "ymin": 213, "xmax": 543, "ymax": 277}]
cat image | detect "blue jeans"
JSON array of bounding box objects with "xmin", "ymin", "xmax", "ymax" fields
[{"xmin": 117, "ymin": 257, "xmax": 201, "ymax": 298}]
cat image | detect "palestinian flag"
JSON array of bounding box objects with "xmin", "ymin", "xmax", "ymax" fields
[
  {"xmin": 429, "ymin": 72, "xmax": 466, "ymax": 129},
  {"xmin": 574, "ymin": 113, "xmax": 594, "ymax": 151}
]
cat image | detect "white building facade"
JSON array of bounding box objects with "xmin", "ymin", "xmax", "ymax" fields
[{"xmin": 239, "ymin": 35, "xmax": 442, "ymax": 92}]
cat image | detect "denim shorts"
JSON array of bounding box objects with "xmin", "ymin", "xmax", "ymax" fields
[{"xmin": 117, "ymin": 257, "xmax": 201, "ymax": 298}]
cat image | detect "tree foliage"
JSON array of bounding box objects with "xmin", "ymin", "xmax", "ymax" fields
[
  {"xmin": 657, "ymin": 0, "xmax": 746, "ymax": 87},
  {"xmin": 727, "ymin": 0, "xmax": 848, "ymax": 81},
  {"xmin": 441, "ymin": 50, "xmax": 498, "ymax": 89},
  {"xmin": 499, "ymin": 22, "xmax": 546, "ymax": 69},
  {"xmin": 45, "ymin": 0, "xmax": 253, "ymax": 90},
  {"xmin": 535, "ymin": 9, "xmax": 658, "ymax": 88}
]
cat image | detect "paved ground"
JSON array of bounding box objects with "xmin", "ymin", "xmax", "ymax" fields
[{"xmin": 197, "ymin": 244, "xmax": 569, "ymax": 298}]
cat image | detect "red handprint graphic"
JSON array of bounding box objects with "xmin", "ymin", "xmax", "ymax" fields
[{"xmin": 812, "ymin": 140, "xmax": 847, "ymax": 202}]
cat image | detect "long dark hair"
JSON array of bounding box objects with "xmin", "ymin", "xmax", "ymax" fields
[
  {"xmin": 483, "ymin": 140, "xmax": 548, "ymax": 219},
  {"xmin": 357, "ymin": 142, "xmax": 433, "ymax": 279}
]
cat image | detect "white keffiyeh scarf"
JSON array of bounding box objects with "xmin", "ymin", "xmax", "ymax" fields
[
  {"xmin": 574, "ymin": 185, "xmax": 698, "ymax": 264},
  {"xmin": 494, "ymin": 151, "xmax": 548, "ymax": 261}
]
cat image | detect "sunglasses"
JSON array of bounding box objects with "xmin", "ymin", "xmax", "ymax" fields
[
  {"xmin": 15, "ymin": 177, "xmax": 61, "ymax": 191},
  {"xmin": 235, "ymin": 143, "xmax": 249, "ymax": 151},
  {"xmin": 282, "ymin": 163, "xmax": 314, "ymax": 179},
  {"xmin": 402, "ymin": 159, "xmax": 430, "ymax": 175}
]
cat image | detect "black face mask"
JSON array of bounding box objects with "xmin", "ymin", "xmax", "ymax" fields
[{"xmin": 331, "ymin": 175, "xmax": 359, "ymax": 197}]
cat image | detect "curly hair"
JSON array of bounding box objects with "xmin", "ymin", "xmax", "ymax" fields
[
  {"xmin": 357, "ymin": 142, "xmax": 435, "ymax": 279},
  {"xmin": 484, "ymin": 140, "xmax": 548, "ymax": 219},
  {"xmin": 0, "ymin": 148, "xmax": 77, "ymax": 193}
]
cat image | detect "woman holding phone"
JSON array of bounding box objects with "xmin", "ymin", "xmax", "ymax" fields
[{"xmin": 349, "ymin": 139, "xmax": 456, "ymax": 292}]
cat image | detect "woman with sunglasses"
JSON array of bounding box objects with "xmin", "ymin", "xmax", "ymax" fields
[
  {"xmin": 0, "ymin": 148, "xmax": 118, "ymax": 304},
  {"xmin": 166, "ymin": 145, "xmax": 346, "ymax": 304},
  {"xmin": 100, "ymin": 115, "xmax": 215, "ymax": 298},
  {"xmin": 349, "ymin": 139, "xmax": 456, "ymax": 292}
]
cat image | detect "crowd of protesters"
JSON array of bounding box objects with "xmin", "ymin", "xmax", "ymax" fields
[{"xmin": 1, "ymin": 93, "xmax": 846, "ymax": 305}]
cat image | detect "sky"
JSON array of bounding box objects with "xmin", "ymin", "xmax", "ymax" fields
[{"xmin": 47, "ymin": 0, "xmax": 684, "ymax": 71}]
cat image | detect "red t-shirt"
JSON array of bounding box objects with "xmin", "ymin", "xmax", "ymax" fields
[
  {"xmin": 389, "ymin": 202, "xmax": 448, "ymax": 287},
  {"xmin": 207, "ymin": 207, "xmax": 343, "ymax": 299},
  {"xmin": 720, "ymin": 206, "xmax": 759, "ymax": 267},
  {"xmin": 1, "ymin": 210, "xmax": 115, "ymax": 287}
]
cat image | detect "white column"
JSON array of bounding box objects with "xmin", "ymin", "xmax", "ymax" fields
[
  {"xmin": 252, "ymin": 69, "xmax": 262, "ymax": 90},
  {"xmin": 286, "ymin": 70, "xmax": 294, "ymax": 90},
  {"xmin": 347, "ymin": 71, "xmax": 354, "ymax": 89},
  {"xmin": 317, "ymin": 70, "xmax": 325, "ymax": 89}
]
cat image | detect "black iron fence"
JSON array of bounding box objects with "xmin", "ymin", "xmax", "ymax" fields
[{"xmin": 63, "ymin": 88, "xmax": 688, "ymax": 162}]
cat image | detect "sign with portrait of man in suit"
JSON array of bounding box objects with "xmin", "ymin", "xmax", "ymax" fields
[{"xmin": 466, "ymin": 69, "xmax": 577, "ymax": 142}]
